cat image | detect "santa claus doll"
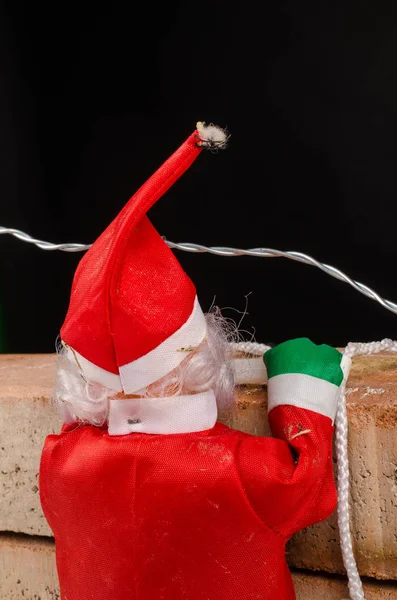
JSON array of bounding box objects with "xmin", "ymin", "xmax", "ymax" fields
[{"xmin": 39, "ymin": 123, "xmax": 351, "ymax": 600}]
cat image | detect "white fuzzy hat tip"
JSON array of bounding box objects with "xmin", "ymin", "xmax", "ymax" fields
[{"xmin": 196, "ymin": 121, "xmax": 229, "ymax": 150}]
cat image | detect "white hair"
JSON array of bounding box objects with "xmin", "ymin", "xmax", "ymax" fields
[{"xmin": 54, "ymin": 309, "xmax": 236, "ymax": 427}]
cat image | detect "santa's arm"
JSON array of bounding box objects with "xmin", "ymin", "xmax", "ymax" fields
[{"xmin": 237, "ymin": 338, "xmax": 350, "ymax": 540}]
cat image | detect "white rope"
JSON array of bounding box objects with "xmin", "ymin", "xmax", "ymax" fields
[
  {"xmin": 335, "ymin": 338, "xmax": 397, "ymax": 600},
  {"xmin": 230, "ymin": 341, "xmax": 271, "ymax": 355},
  {"xmin": 1, "ymin": 225, "xmax": 397, "ymax": 316}
]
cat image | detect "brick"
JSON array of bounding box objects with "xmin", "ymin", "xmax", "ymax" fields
[
  {"xmin": 287, "ymin": 354, "xmax": 397, "ymax": 581},
  {"xmin": 2, "ymin": 534, "xmax": 396, "ymax": 600},
  {"xmin": 0, "ymin": 355, "xmax": 60, "ymax": 536},
  {"xmin": 222, "ymin": 354, "xmax": 397, "ymax": 581},
  {"xmin": 293, "ymin": 570, "xmax": 397, "ymax": 600},
  {"xmin": 1, "ymin": 535, "xmax": 59, "ymax": 600},
  {"xmin": 1, "ymin": 353, "xmax": 397, "ymax": 579}
]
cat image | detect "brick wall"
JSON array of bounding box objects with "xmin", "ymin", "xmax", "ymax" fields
[{"xmin": 1, "ymin": 353, "xmax": 397, "ymax": 599}]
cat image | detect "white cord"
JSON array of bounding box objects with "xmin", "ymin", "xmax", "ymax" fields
[
  {"xmin": 1, "ymin": 225, "xmax": 397, "ymax": 316},
  {"xmin": 230, "ymin": 341, "xmax": 271, "ymax": 355},
  {"xmin": 335, "ymin": 338, "xmax": 397, "ymax": 600}
]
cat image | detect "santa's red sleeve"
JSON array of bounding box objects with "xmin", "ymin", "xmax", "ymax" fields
[{"xmin": 237, "ymin": 338, "xmax": 351, "ymax": 540}]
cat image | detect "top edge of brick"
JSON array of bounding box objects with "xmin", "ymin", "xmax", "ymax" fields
[{"xmin": 1, "ymin": 351, "xmax": 397, "ymax": 405}]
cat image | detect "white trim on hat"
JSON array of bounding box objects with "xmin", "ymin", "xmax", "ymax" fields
[
  {"xmin": 65, "ymin": 346, "xmax": 123, "ymax": 392},
  {"xmin": 65, "ymin": 296, "xmax": 207, "ymax": 395},
  {"xmin": 119, "ymin": 296, "xmax": 207, "ymax": 394},
  {"xmin": 108, "ymin": 389, "xmax": 217, "ymax": 435}
]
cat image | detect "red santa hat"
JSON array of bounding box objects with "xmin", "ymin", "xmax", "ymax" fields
[{"xmin": 60, "ymin": 122, "xmax": 228, "ymax": 394}]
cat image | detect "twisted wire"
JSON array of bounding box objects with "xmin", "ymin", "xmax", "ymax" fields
[{"xmin": 1, "ymin": 226, "xmax": 397, "ymax": 316}]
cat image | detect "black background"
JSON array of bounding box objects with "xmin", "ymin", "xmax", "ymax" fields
[{"xmin": 1, "ymin": 1, "xmax": 397, "ymax": 352}]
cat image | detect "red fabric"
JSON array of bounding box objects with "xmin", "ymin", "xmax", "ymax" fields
[
  {"xmin": 40, "ymin": 406, "xmax": 336, "ymax": 600},
  {"xmin": 61, "ymin": 132, "xmax": 202, "ymax": 373}
]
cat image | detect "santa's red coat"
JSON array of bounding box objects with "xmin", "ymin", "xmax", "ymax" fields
[{"xmin": 40, "ymin": 406, "xmax": 336, "ymax": 600}]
